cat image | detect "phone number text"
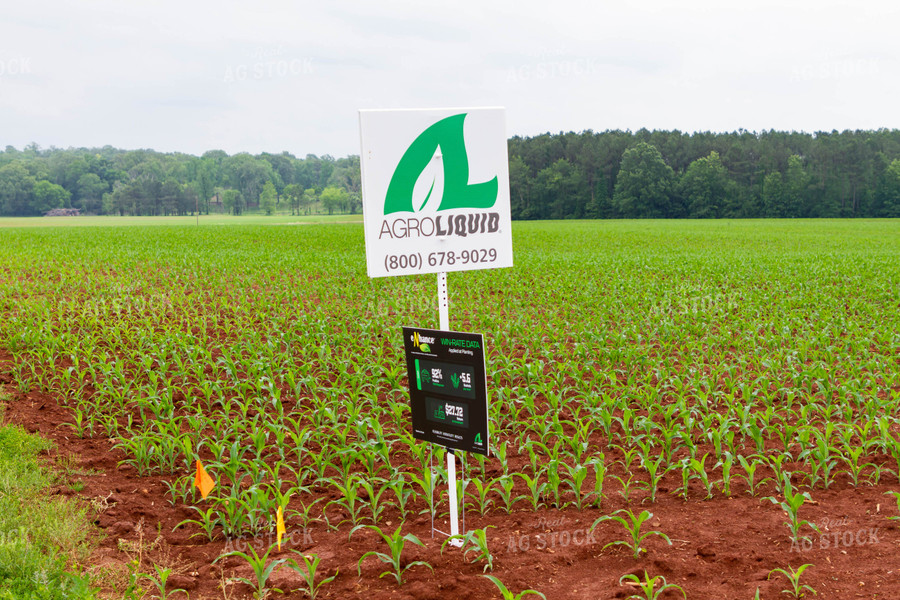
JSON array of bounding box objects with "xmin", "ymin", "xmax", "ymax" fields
[{"xmin": 384, "ymin": 249, "xmax": 498, "ymax": 272}]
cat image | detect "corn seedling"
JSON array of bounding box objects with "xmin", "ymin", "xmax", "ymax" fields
[
  {"xmin": 325, "ymin": 475, "xmax": 366, "ymax": 529},
  {"xmin": 768, "ymin": 563, "xmax": 816, "ymax": 599},
  {"xmin": 592, "ymin": 509, "xmax": 672, "ymax": 558},
  {"xmin": 357, "ymin": 477, "xmax": 393, "ymax": 525},
  {"xmin": 562, "ymin": 462, "xmax": 592, "ymax": 509},
  {"xmin": 764, "ymin": 475, "xmax": 819, "ymax": 543},
  {"xmin": 737, "ymin": 454, "xmax": 763, "ymax": 496},
  {"xmin": 840, "ymin": 444, "xmax": 875, "ymax": 487},
  {"xmin": 350, "ymin": 525, "xmax": 433, "ymax": 585},
  {"xmin": 214, "ymin": 543, "xmax": 287, "ymax": 599},
  {"xmin": 716, "ymin": 452, "xmax": 734, "ymax": 497},
  {"xmin": 284, "ymin": 551, "xmax": 338, "ymax": 600},
  {"xmin": 590, "ymin": 457, "xmax": 608, "ymax": 507},
  {"xmin": 140, "ymin": 565, "xmax": 187, "ymax": 600},
  {"xmin": 442, "ymin": 526, "xmax": 495, "ymax": 572},
  {"xmin": 884, "ymin": 491, "xmax": 900, "ymax": 526},
  {"xmin": 482, "ymin": 575, "xmax": 547, "ymax": 600},
  {"xmin": 689, "ymin": 453, "xmax": 715, "ymax": 499},
  {"xmin": 516, "ymin": 473, "xmax": 547, "ymax": 510},
  {"xmin": 611, "ymin": 473, "xmax": 648, "ymax": 503},
  {"xmin": 466, "ymin": 477, "xmax": 494, "ymax": 516},
  {"xmin": 175, "ymin": 505, "xmax": 220, "ymax": 541},
  {"xmin": 640, "ymin": 452, "xmax": 668, "ymax": 504},
  {"xmin": 618, "ymin": 571, "xmax": 686, "ymax": 600}
]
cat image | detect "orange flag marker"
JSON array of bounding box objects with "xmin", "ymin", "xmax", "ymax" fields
[
  {"xmin": 276, "ymin": 506, "xmax": 286, "ymax": 550},
  {"xmin": 194, "ymin": 460, "xmax": 215, "ymax": 499}
]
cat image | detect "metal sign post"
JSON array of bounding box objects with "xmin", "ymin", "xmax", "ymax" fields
[{"xmin": 437, "ymin": 271, "xmax": 463, "ymax": 546}]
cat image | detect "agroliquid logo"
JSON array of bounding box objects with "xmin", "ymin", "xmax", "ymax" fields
[{"xmin": 379, "ymin": 113, "xmax": 501, "ymax": 240}]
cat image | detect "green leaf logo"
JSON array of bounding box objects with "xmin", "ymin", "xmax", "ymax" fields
[{"xmin": 385, "ymin": 113, "xmax": 498, "ymax": 214}]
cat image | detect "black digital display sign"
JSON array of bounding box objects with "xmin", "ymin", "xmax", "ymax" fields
[{"xmin": 402, "ymin": 327, "xmax": 489, "ymax": 455}]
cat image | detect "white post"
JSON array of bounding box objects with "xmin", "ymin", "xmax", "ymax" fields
[
  {"xmin": 438, "ymin": 272, "xmax": 462, "ymax": 546},
  {"xmin": 438, "ymin": 271, "xmax": 449, "ymax": 330},
  {"xmin": 446, "ymin": 449, "xmax": 461, "ymax": 545}
]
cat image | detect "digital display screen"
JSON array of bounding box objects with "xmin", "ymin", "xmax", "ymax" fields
[
  {"xmin": 414, "ymin": 358, "xmax": 476, "ymax": 400},
  {"xmin": 425, "ymin": 397, "xmax": 469, "ymax": 429}
]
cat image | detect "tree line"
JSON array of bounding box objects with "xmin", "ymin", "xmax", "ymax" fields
[
  {"xmin": 508, "ymin": 129, "xmax": 900, "ymax": 219},
  {"xmin": 0, "ymin": 145, "xmax": 360, "ymax": 217},
  {"xmin": 2, "ymin": 128, "xmax": 899, "ymax": 218}
]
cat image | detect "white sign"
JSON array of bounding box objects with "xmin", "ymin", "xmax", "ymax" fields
[{"xmin": 359, "ymin": 107, "xmax": 514, "ymax": 278}]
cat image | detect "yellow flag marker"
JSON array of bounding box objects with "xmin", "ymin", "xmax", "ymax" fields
[
  {"xmin": 194, "ymin": 460, "xmax": 215, "ymax": 499},
  {"xmin": 276, "ymin": 506, "xmax": 286, "ymax": 551}
]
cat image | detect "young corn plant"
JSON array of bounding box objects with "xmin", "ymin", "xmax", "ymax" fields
[
  {"xmin": 174, "ymin": 505, "xmax": 220, "ymax": 541},
  {"xmin": 618, "ymin": 571, "xmax": 686, "ymax": 600},
  {"xmin": 288, "ymin": 497, "xmax": 323, "ymax": 529},
  {"xmin": 214, "ymin": 543, "xmax": 287, "ymax": 599},
  {"xmin": 611, "ymin": 473, "xmax": 648, "ymax": 503},
  {"xmin": 357, "ymin": 477, "xmax": 393, "ymax": 525},
  {"xmin": 442, "ymin": 526, "xmax": 495, "ymax": 572},
  {"xmin": 216, "ymin": 490, "xmax": 249, "ymax": 538},
  {"xmin": 764, "ymin": 475, "xmax": 820, "ymax": 543},
  {"xmin": 639, "ymin": 452, "xmax": 668, "ymax": 504},
  {"xmin": 163, "ymin": 474, "xmax": 196, "ymax": 506},
  {"xmin": 140, "ymin": 565, "xmax": 187, "ymax": 600},
  {"xmin": 592, "ymin": 509, "xmax": 672, "ymax": 558},
  {"xmin": 542, "ymin": 460, "xmax": 563, "ymax": 507},
  {"xmin": 590, "ymin": 457, "xmax": 607, "ymax": 508},
  {"xmin": 350, "ymin": 525, "xmax": 433, "ymax": 585},
  {"xmin": 410, "ymin": 467, "xmax": 438, "ymax": 517},
  {"xmin": 284, "ymin": 551, "xmax": 338, "ymax": 600},
  {"xmin": 482, "ymin": 575, "xmax": 546, "ymax": 600},
  {"xmin": 716, "ymin": 452, "xmax": 734, "ymax": 497},
  {"xmin": 884, "ymin": 491, "xmax": 900, "ymax": 526},
  {"xmin": 465, "ymin": 477, "xmax": 494, "ymax": 516},
  {"xmin": 798, "ymin": 441, "xmax": 838, "ymax": 490},
  {"xmin": 688, "ymin": 453, "xmax": 715, "ymax": 499},
  {"xmin": 763, "ymin": 452, "xmax": 794, "ymax": 494},
  {"xmin": 737, "ymin": 454, "xmax": 764, "ymax": 496},
  {"xmin": 840, "ymin": 444, "xmax": 875, "ymax": 487},
  {"xmin": 326, "ymin": 475, "xmax": 366, "ymax": 529},
  {"xmin": 562, "ymin": 462, "xmax": 592, "ymax": 509},
  {"xmin": 386, "ymin": 475, "xmax": 415, "ymax": 520},
  {"xmin": 516, "ymin": 473, "xmax": 547, "ymax": 510},
  {"xmin": 768, "ymin": 563, "xmax": 816, "ymax": 599},
  {"xmin": 492, "ymin": 474, "xmax": 525, "ymax": 514}
]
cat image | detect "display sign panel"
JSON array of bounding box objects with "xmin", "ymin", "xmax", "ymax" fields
[
  {"xmin": 360, "ymin": 108, "xmax": 513, "ymax": 278},
  {"xmin": 402, "ymin": 326, "xmax": 489, "ymax": 455}
]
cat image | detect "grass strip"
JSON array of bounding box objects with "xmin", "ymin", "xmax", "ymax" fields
[{"xmin": 0, "ymin": 401, "xmax": 99, "ymax": 599}]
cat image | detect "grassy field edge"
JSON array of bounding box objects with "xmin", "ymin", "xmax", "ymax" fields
[{"xmin": 0, "ymin": 392, "xmax": 100, "ymax": 600}]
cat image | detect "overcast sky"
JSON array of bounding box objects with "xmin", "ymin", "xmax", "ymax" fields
[{"xmin": 1, "ymin": 0, "xmax": 897, "ymax": 158}]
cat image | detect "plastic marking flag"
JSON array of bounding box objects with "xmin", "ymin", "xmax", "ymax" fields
[
  {"xmin": 277, "ymin": 506, "xmax": 286, "ymax": 550},
  {"xmin": 194, "ymin": 460, "xmax": 215, "ymax": 499}
]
